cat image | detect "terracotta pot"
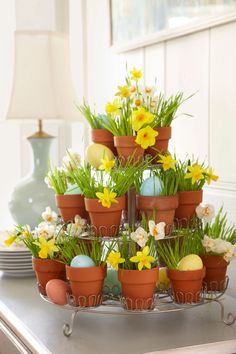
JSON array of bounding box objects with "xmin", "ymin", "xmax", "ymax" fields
[
  {"xmin": 175, "ymin": 190, "xmax": 203, "ymax": 227},
  {"xmin": 66, "ymin": 265, "xmax": 106, "ymax": 307},
  {"xmin": 136, "ymin": 194, "xmax": 179, "ymax": 235},
  {"xmin": 201, "ymin": 255, "xmax": 228, "ymax": 291},
  {"xmin": 32, "ymin": 258, "xmax": 66, "ymax": 296},
  {"xmin": 55, "ymin": 194, "xmax": 88, "ymax": 222},
  {"xmin": 113, "ymin": 136, "xmax": 144, "ymax": 165},
  {"xmin": 91, "ymin": 128, "xmax": 117, "ymax": 155},
  {"xmin": 167, "ymin": 267, "xmax": 206, "ymax": 304},
  {"xmin": 84, "ymin": 196, "xmax": 126, "ymax": 237},
  {"xmin": 118, "ymin": 267, "xmax": 158, "ymax": 310},
  {"xmin": 146, "ymin": 127, "xmax": 171, "ymax": 160}
]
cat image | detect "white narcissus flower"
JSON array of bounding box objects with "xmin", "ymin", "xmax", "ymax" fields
[
  {"xmin": 148, "ymin": 220, "xmax": 165, "ymax": 240},
  {"xmin": 131, "ymin": 227, "xmax": 148, "ymax": 248},
  {"xmin": 66, "ymin": 215, "xmax": 86, "ymax": 237},
  {"xmin": 202, "ymin": 235, "xmax": 216, "ymax": 253},
  {"xmin": 223, "ymin": 243, "xmax": 235, "ymax": 262},
  {"xmin": 34, "ymin": 222, "xmax": 56, "ymax": 240},
  {"xmin": 140, "ymin": 85, "xmax": 155, "ymax": 98},
  {"xmin": 196, "ymin": 204, "xmax": 215, "ymax": 223},
  {"xmin": 42, "ymin": 207, "xmax": 58, "ymax": 224}
]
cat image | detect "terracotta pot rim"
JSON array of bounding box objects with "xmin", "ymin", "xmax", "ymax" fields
[
  {"xmin": 114, "ymin": 135, "xmax": 142, "ymax": 148},
  {"xmin": 118, "ymin": 267, "xmax": 158, "ymax": 284},
  {"xmin": 201, "ymin": 254, "xmax": 229, "ymax": 267},
  {"xmin": 167, "ymin": 267, "xmax": 206, "ymax": 280},
  {"xmin": 136, "ymin": 194, "xmax": 179, "ymax": 210},
  {"xmin": 85, "ymin": 195, "xmax": 126, "ymax": 212},
  {"xmin": 32, "ymin": 257, "xmax": 65, "ymax": 272},
  {"xmin": 66, "ymin": 264, "xmax": 107, "ymax": 281},
  {"xmin": 153, "ymin": 126, "xmax": 172, "ymax": 139},
  {"xmin": 55, "ymin": 194, "xmax": 85, "ymax": 208},
  {"xmin": 177, "ymin": 190, "xmax": 203, "ymax": 195}
]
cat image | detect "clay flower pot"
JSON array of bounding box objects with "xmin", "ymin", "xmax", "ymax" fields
[
  {"xmin": 201, "ymin": 255, "xmax": 228, "ymax": 291},
  {"xmin": 55, "ymin": 194, "xmax": 88, "ymax": 222},
  {"xmin": 118, "ymin": 267, "xmax": 158, "ymax": 310},
  {"xmin": 66, "ymin": 265, "xmax": 107, "ymax": 307},
  {"xmin": 91, "ymin": 128, "xmax": 117, "ymax": 155},
  {"xmin": 175, "ymin": 190, "xmax": 203, "ymax": 227},
  {"xmin": 167, "ymin": 267, "xmax": 206, "ymax": 304},
  {"xmin": 136, "ymin": 194, "xmax": 179, "ymax": 234},
  {"xmin": 146, "ymin": 127, "xmax": 171, "ymax": 159},
  {"xmin": 32, "ymin": 258, "xmax": 66, "ymax": 296},
  {"xmin": 113, "ymin": 136, "xmax": 144, "ymax": 165},
  {"xmin": 84, "ymin": 196, "xmax": 126, "ymax": 237}
]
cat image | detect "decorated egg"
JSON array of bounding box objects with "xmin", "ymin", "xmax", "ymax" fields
[
  {"xmin": 70, "ymin": 255, "xmax": 95, "ymax": 268},
  {"xmin": 103, "ymin": 268, "xmax": 121, "ymax": 295},
  {"xmin": 157, "ymin": 267, "xmax": 170, "ymax": 290},
  {"xmin": 140, "ymin": 176, "xmax": 162, "ymax": 196},
  {"xmin": 178, "ymin": 254, "xmax": 203, "ymax": 271},
  {"xmin": 65, "ymin": 184, "xmax": 82, "ymax": 195},
  {"xmin": 85, "ymin": 144, "xmax": 114, "ymax": 169},
  {"xmin": 46, "ymin": 279, "xmax": 70, "ymax": 305}
]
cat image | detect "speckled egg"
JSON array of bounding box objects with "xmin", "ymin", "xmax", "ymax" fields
[
  {"xmin": 70, "ymin": 255, "xmax": 95, "ymax": 268},
  {"xmin": 140, "ymin": 176, "xmax": 162, "ymax": 196},
  {"xmin": 46, "ymin": 279, "xmax": 70, "ymax": 305},
  {"xmin": 85, "ymin": 144, "xmax": 114, "ymax": 169},
  {"xmin": 64, "ymin": 184, "xmax": 82, "ymax": 195}
]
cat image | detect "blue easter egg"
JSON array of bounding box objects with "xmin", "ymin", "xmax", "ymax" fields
[
  {"xmin": 98, "ymin": 114, "xmax": 109, "ymax": 125},
  {"xmin": 140, "ymin": 176, "xmax": 162, "ymax": 196},
  {"xmin": 103, "ymin": 268, "xmax": 121, "ymax": 295},
  {"xmin": 70, "ymin": 255, "xmax": 95, "ymax": 268},
  {"xmin": 65, "ymin": 184, "xmax": 82, "ymax": 195}
]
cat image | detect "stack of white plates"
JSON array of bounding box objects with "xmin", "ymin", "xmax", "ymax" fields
[{"xmin": 0, "ymin": 245, "xmax": 35, "ymax": 277}]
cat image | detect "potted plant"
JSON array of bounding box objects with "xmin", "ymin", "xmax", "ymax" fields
[
  {"xmin": 175, "ymin": 158, "xmax": 218, "ymax": 226},
  {"xmin": 45, "ymin": 149, "xmax": 88, "ymax": 222},
  {"xmin": 157, "ymin": 235, "xmax": 205, "ymax": 304},
  {"xmin": 136, "ymin": 153, "xmax": 179, "ymax": 234},
  {"xmin": 78, "ymin": 100, "xmax": 117, "ymax": 155},
  {"xmin": 107, "ymin": 222, "xmax": 161, "ymax": 310},
  {"xmin": 195, "ymin": 205, "xmax": 236, "ymax": 291}
]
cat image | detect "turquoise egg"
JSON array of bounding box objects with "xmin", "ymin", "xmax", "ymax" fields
[
  {"xmin": 140, "ymin": 176, "xmax": 162, "ymax": 196},
  {"xmin": 70, "ymin": 255, "xmax": 95, "ymax": 268},
  {"xmin": 65, "ymin": 184, "xmax": 82, "ymax": 195},
  {"xmin": 103, "ymin": 268, "xmax": 121, "ymax": 295}
]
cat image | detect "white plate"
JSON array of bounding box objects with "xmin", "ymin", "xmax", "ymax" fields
[
  {"xmin": 2, "ymin": 272, "xmax": 35, "ymax": 278},
  {"xmin": 2, "ymin": 268, "xmax": 35, "ymax": 273},
  {"xmin": 0, "ymin": 264, "xmax": 33, "ymax": 269},
  {"xmin": 0, "ymin": 255, "xmax": 32, "ymax": 261},
  {"xmin": 0, "ymin": 245, "xmax": 28, "ymax": 252}
]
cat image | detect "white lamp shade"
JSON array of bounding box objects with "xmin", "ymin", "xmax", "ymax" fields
[{"xmin": 6, "ymin": 31, "xmax": 80, "ymax": 121}]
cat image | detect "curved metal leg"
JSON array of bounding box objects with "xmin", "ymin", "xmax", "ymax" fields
[
  {"xmin": 63, "ymin": 311, "xmax": 78, "ymax": 337},
  {"xmin": 214, "ymin": 299, "xmax": 236, "ymax": 325}
]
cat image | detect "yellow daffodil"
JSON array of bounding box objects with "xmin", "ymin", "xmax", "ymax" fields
[
  {"xmin": 96, "ymin": 187, "xmax": 118, "ymax": 208},
  {"xmin": 130, "ymin": 86, "xmax": 137, "ymax": 94},
  {"xmin": 130, "ymin": 246, "xmax": 155, "ymax": 271},
  {"xmin": 134, "ymin": 98, "xmax": 141, "ymax": 107},
  {"xmin": 4, "ymin": 235, "xmax": 17, "ymax": 247},
  {"xmin": 158, "ymin": 154, "xmax": 177, "ymax": 171},
  {"xmin": 130, "ymin": 67, "xmax": 142, "ymax": 81},
  {"xmin": 99, "ymin": 156, "xmax": 115, "ymax": 173},
  {"xmin": 33, "ymin": 237, "xmax": 59, "ymax": 259},
  {"xmin": 135, "ymin": 126, "xmax": 158, "ymax": 149},
  {"xmin": 107, "ymin": 251, "xmax": 125, "ymax": 270},
  {"xmin": 132, "ymin": 107, "xmax": 154, "ymax": 131},
  {"xmin": 105, "ymin": 99, "xmax": 121, "ymax": 115},
  {"xmin": 115, "ymin": 85, "xmax": 130, "ymax": 99},
  {"xmin": 184, "ymin": 164, "xmax": 206, "ymax": 185},
  {"xmin": 206, "ymin": 167, "xmax": 219, "ymax": 185}
]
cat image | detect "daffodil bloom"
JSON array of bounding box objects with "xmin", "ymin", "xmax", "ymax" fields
[
  {"xmin": 132, "ymin": 107, "xmax": 154, "ymax": 131},
  {"xmin": 134, "ymin": 98, "xmax": 141, "ymax": 107},
  {"xmin": 150, "ymin": 99, "xmax": 158, "ymax": 108},
  {"xmin": 34, "ymin": 222, "xmax": 56, "ymax": 240},
  {"xmin": 196, "ymin": 204, "xmax": 215, "ymax": 223},
  {"xmin": 4, "ymin": 235, "xmax": 17, "ymax": 247},
  {"xmin": 67, "ymin": 215, "xmax": 86, "ymax": 236},
  {"xmin": 158, "ymin": 154, "xmax": 177, "ymax": 171},
  {"xmin": 142, "ymin": 86, "xmax": 155, "ymax": 96},
  {"xmin": 130, "ymin": 246, "xmax": 155, "ymax": 271},
  {"xmin": 99, "ymin": 156, "xmax": 115, "ymax": 173},
  {"xmin": 33, "ymin": 237, "xmax": 59, "ymax": 259},
  {"xmin": 107, "ymin": 251, "xmax": 125, "ymax": 270},
  {"xmin": 115, "ymin": 85, "xmax": 130, "ymax": 98},
  {"xmin": 130, "ymin": 86, "xmax": 137, "ymax": 94},
  {"xmin": 184, "ymin": 164, "xmax": 206, "ymax": 185},
  {"xmin": 96, "ymin": 187, "xmax": 118, "ymax": 208},
  {"xmin": 148, "ymin": 221, "xmax": 165, "ymax": 240},
  {"xmin": 42, "ymin": 207, "xmax": 57, "ymax": 224},
  {"xmin": 206, "ymin": 167, "xmax": 219, "ymax": 185},
  {"xmin": 135, "ymin": 126, "xmax": 158, "ymax": 149},
  {"xmin": 130, "ymin": 67, "xmax": 142, "ymax": 81},
  {"xmin": 105, "ymin": 99, "xmax": 121, "ymax": 115},
  {"xmin": 131, "ymin": 227, "xmax": 148, "ymax": 248}
]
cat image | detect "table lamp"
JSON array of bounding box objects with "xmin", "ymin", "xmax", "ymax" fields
[{"xmin": 6, "ymin": 31, "xmax": 80, "ymax": 228}]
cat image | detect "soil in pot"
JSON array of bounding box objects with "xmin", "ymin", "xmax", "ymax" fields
[
  {"xmin": 167, "ymin": 267, "xmax": 206, "ymax": 304},
  {"xmin": 201, "ymin": 255, "xmax": 228, "ymax": 291},
  {"xmin": 118, "ymin": 267, "xmax": 158, "ymax": 310},
  {"xmin": 91, "ymin": 128, "xmax": 117, "ymax": 155},
  {"xmin": 66, "ymin": 265, "xmax": 107, "ymax": 307},
  {"xmin": 85, "ymin": 196, "xmax": 125, "ymax": 237},
  {"xmin": 175, "ymin": 190, "xmax": 203, "ymax": 228},
  {"xmin": 113, "ymin": 136, "xmax": 144, "ymax": 166},
  {"xmin": 32, "ymin": 258, "xmax": 66, "ymax": 296},
  {"xmin": 55, "ymin": 194, "xmax": 88, "ymax": 223},
  {"xmin": 146, "ymin": 127, "xmax": 171, "ymax": 160}
]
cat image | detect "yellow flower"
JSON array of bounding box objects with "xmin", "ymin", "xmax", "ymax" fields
[
  {"xmin": 115, "ymin": 85, "xmax": 130, "ymax": 99},
  {"xmin": 33, "ymin": 237, "xmax": 59, "ymax": 259},
  {"xmin": 130, "ymin": 246, "xmax": 155, "ymax": 271},
  {"xmin": 206, "ymin": 167, "xmax": 219, "ymax": 185},
  {"xmin": 158, "ymin": 154, "xmax": 177, "ymax": 171},
  {"xmin": 107, "ymin": 251, "xmax": 125, "ymax": 270},
  {"xmin": 105, "ymin": 99, "xmax": 121, "ymax": 115},
  {"xmin": 96, "ymin": 187, "xmax": 118, "ymax": 208},
  {"xmin": 134, "ymin": 98, "xmax": 141, "ymax": 107},
  {"xmin": 99, "ymin": 156, "xmax": 115, "ymax": 173},
  {"xmin": 4, "ymin": 235, "xmax": 17, "ymax": 247},
  {"xmin": 130, "ymin": 86, "xmax": 137, "ymax": 94},
  {"xmin": 184, "ymin": 164, "xmax": 206, "ymax": 185},
  {"xmin": 130, "ymin": 67, "xmax": 142, "ymax": 81},
  {"xmin": 132, "ymin": 107, "xmax": 154, "ymax": 131},
  {"xmin": 135, "ymin": 126, "xmax": 158, "ymax": 149}
]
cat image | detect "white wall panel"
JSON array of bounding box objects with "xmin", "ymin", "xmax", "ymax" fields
[{"xmin": 144, "ymin": 43, "xmax": 165, "ymax": 92}]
